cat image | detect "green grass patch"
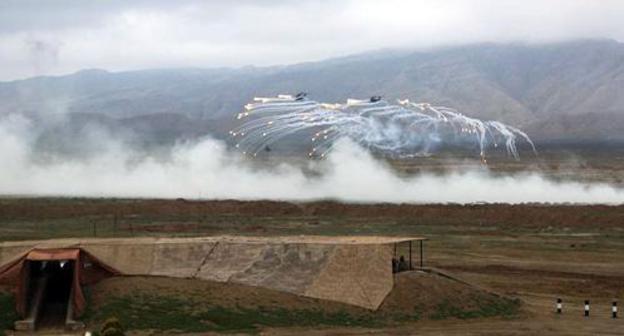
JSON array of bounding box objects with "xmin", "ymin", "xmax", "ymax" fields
[
  {"xmin": 430, "ymin": 295, "xmax": 520, "ymax": 320},
  {"xmin": 85, "ymin": 294, "xmax": 386, "ymax": 333},
  {"xmin": 0, "ymin": 291, "xmax": 18, "ymax": 336}
]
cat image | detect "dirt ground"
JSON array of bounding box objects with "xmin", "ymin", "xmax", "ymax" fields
[
  {"xmin": 1, "ymin": 198, "xmax": 623, "ymax": 241},
  {"xmin": 1, "ymin": 198, "xmax": 623, "ymax": 334}
]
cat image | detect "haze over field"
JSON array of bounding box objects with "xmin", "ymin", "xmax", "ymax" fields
[
  {"xmin": 1, "ymin": 1, "xmax": 623, "ymax": 203},
  {"xmin": 1, "ymin": 115, "xmax": 623, "ymax": 203}
]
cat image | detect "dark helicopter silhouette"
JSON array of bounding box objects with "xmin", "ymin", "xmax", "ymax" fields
[{"xmin": 295, "ymin": 92, "xmax": 307, "ymax": 101}]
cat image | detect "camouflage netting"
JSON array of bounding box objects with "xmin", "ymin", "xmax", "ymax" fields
[{"xmin": 0, "ymin": 236, "xmax": 421, "ymax": 310}]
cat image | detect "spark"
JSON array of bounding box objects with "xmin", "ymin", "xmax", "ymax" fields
[{"xmin": 231, "ymin": 94, "xmax": 537, "ymax": 159}]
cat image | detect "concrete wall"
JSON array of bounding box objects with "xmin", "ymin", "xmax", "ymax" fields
[{"xmin": 0, "ymin": 236, "xmax": 403, "ymax": 310}]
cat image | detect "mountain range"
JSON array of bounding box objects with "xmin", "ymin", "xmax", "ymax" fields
[{"xmin": 1, "ymin": 39, "xmax": 623, "ymax": 155}]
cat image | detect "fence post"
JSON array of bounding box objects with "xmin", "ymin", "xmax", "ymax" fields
[
  {"xmin": 409, "ymin": 241, "xmax": 412, "ymax": 270},
  {"xmin": 584, "ymin": 300, "xmax": 590, "ymax": 317}
]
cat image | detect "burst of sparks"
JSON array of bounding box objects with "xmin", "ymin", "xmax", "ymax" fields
[{"xmin": 231, "ymin": 94, "xmax": 536, "ymax": 160}]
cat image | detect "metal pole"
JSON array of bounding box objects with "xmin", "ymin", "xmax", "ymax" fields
[
  {"xmin": 392, "ymin": 243, "xmax": 397, "ymax": 275},
  {"xmin": 409, "ymin": 241, "xmax": 412, "ymax": 270},
  {"xmin": 420, "ymin": 240, "xmax": 424, "ymax": 268}
]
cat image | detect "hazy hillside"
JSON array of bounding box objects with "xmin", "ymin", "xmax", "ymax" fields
[{"xmin": 1, "ymin": 39, "xmax": 623, "ymax": 151}]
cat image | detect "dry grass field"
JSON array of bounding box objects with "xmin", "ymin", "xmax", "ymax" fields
[{"xmin": 1, "ymin": 197, "xmax": 623, "ymax": 334}]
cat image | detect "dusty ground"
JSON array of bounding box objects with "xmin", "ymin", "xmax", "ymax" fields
[
  {"xmin": 1, "ymin": 199, "xmax": 624, "ymax": 240},
  {"xmin": 390, "ymin": 147, "xmax": 624, "ymax": 186},
  {"xmin": 1, "ymin": 198, "xmax": 623, "ymax": 334}
]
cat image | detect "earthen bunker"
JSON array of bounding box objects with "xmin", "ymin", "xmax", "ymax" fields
[{"xmin": 0, "ymin": 235, "xmax": 425, "ymax": 330}]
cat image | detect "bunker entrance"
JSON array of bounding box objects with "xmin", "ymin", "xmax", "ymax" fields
[
  {"xmin": 0, "ymin": 248, "xmax": 120, "ymax": 332},
  {"xmin": 392, "ymin": 239, "xmax": 426, "ymax": 274},
  {"xmin": 28, "ymin": 260, "xmax": 74, "ymax": 329}
]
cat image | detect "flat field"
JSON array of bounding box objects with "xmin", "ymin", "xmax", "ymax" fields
[{"xmin": 1, "ymin": 198, "xmax": 623, "ymax": 334}]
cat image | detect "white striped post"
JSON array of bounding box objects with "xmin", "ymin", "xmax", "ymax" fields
[
  {"xmin": 584, "ymin": 300, "xmax": 590, "ymax": 317},
  {"xmin": 613, "ymin": 301, "xmax": 618, "ymax": 319},
  {"xmin": 556, "ymin": 298, "xmax": 562, "ymax": 314}
]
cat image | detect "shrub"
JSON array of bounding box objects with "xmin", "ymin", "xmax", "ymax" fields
[
  {"xmin": 100, "ymin": 317, "xmax": 124, "ymax": 336},
  {"xmin": 101, "ymin": 328, "xmax": 124, "ymax": 336}
]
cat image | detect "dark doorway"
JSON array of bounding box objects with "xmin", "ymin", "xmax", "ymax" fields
[{"xmin": 28, "ymin": 260, "xmax": 74, "ymax": 329}]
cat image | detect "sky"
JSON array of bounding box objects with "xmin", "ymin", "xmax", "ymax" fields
[{"xmin": 1, "ymin": 0, "xmax": 624, "ymax": 81}]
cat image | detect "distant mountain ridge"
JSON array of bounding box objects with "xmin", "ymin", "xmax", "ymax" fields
[{"xmin": 1, "ymin": 39, "xmax": 623, "ymax": 151}]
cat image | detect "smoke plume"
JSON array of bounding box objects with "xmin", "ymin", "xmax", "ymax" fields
[{"xmin": 1, "ymin": 115, "xmax": 623, "ymax": 204}]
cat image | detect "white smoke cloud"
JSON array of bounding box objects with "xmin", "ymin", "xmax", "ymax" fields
[{"xmin": 0, "ymin": 115, "xmax": 623, "ymax": 204}]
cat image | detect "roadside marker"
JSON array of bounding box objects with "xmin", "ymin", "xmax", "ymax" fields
[
  {"xmin": 556, "ymin": 298, "xmax": 562, "ymax": 314},
  {"xmin": 613, "ymin": 301, "xmax": 618, "ymax": 319},
  {"xmin": 584, "ymin": 300, "xmax": 590, "ymax": 317}
]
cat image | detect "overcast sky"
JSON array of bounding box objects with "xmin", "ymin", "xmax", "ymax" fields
[{"xmin": 1, "ymin": 0, "xmax": 623, "ymax": 81}]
